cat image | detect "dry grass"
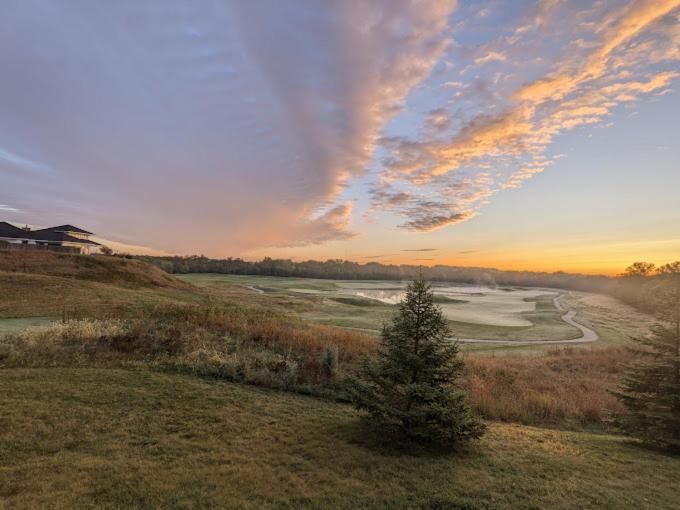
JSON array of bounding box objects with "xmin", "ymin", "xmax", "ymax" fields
[
  {"xmin": 0, "ymin": 251, "xmax": 190, "ymax": 289},
  {"xmin": 0, "ymin": 271, "xmax": 206, "ymax": 318},
  {"xmin": 1, "ymin": 302, "xmax": 633, "ymax": 430},
  {"xmin": 466, "ymin": 347, "xmax": 632, "ymax": 428},
  {"xmin": 0, "ymin": 254, "xmax": 644, "ymax": 431},
  {"xmin": 0, "ymin": 303, "xmax": 375, "ymax": 394},
  {"xmin": 0, "ymin": 251, "xmax": 207, "ymax": 320}
]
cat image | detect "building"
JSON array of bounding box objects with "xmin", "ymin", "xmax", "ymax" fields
[{"xmin": 0, "ymin": 222, "xmax": 101, "ymax": 254}]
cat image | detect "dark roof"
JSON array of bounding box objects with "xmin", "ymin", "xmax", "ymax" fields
[
  {"xmin": 0, "ymin": 222, "xmax": 99, "ymax": 246},
  {"xmin": 0, "ymin": 221, "xmax": 29, "ymax": 238},
  {"xmin": 39, "ymin": 224, "xmax": 93, "ymax": 235}
]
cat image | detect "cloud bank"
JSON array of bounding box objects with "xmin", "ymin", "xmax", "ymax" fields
[{"xmin": 1, "ymin": 0, "xmax": 456, "ymax": 253}]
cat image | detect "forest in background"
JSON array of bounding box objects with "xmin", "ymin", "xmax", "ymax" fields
[
  {"xmin": 134, "ymin": 255, "xmax": 678, "ymax": 314},
  {"xmin": 136, "ymin": 255, "xmax": 611, "ymax": 288}
]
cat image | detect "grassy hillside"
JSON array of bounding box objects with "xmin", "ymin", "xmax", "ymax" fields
[
  {"xmin": 0, "ymin": 251, "xmax": 187, "ymax": 288},
  {"xmin": 0, "ymin": 252, "xmax": 205, "ymax": 318},
  {"xmin": 0, "ymin": 307, "xmax": 634, "ymax": 429},
  {"xmin": 2, "ymin": 368, "xmax": 678, "ymax": 510},
  {"xmin": 0, "ymin": 257, "xmax": 648, "ymax": 428},
  {"xmin": 1, "ymin": 253, "xmax": 678, "ymax": 508}
]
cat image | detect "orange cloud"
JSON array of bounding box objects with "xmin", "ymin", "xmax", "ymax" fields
[{"xmin": 371, "ymin": 0, "xmax": 680, "ymax": 233}]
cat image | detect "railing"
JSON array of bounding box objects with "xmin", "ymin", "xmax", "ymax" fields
[{"xmin": 0, "ymin": 241, "xmax": 81, "ymax": 254}]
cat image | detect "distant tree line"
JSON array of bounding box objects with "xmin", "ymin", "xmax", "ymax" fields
[
  {"xmin": 136, "ymin": 255, "xmax": 614, "ymax": 289},
  {"xmin": 134, "ymin": 255, "xmax": 679, "ymax": 313},
  {"xmin": 616, "ymin": 261, "xmax": 680, "ymax": 315}
]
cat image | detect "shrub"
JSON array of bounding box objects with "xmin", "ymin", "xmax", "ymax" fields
[
  {"xmin": 613, "ymin": 269, "xmax": 680, "ymax": 452},
  {"xmin": 183, "ymin": 345, "xmax": 300, "ymax": 389}
]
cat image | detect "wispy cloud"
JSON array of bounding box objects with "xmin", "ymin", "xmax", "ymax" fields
[
  {"xmin": 271, "ymin": 202, "xmax": 357, "ymax": 248},
  {"xmin": 2, "ymin": 0, "xmax": 678, "ymax": 254},
  {"xmin": 474, "ymin": 51, "xmax": 507, "ymax": 65},
  {"xmin": 0, "ymin": 204, "xmax": 20, "ymax": 213},
  {"xmin": 369, "ymin": 0, "xmax": 680, "ymax": 232}
]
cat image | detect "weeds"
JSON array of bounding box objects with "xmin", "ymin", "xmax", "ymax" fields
[
  {"xmin": 0, "ymin": 303, "xmax": 373, "ymax": 394},
  {"xmin": 465, "ymin": 347, "xmax": 632, "ymax": 428},
  {"xmin": 0, "ymin": 302, "xmax": 633, "ymax": 430}
]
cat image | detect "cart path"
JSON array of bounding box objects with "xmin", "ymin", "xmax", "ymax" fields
[{"xmin": 456, "ymin": 294, "xmax": 599, "ymax": 345}]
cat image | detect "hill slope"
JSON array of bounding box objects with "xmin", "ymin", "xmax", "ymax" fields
[
  {"xmin": 0, "ymin": 251, "xmax": 203, "ymax": 318},
  {"xmin": 0, "ymin": 251, "xmax": 189, "ymax": 288},
  {"xmin": 1, "ymin": 368, "xmax": 678, "ymax": 510}
]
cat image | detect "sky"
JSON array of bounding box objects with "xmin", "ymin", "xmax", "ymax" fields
[{"xmin": 1, "ymin": 0, "xmax": 679, "ymax": 275}]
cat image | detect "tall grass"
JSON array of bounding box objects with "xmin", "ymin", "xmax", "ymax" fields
[
  {"xmin": 0, "ymin": 303, "xmax": 374, "ymax": 394},
  {"xmin": 0, "ymin": 302, "xmax": 631, "ymax": 429},
  {"xmin": 465, "ymin": 347, "xmax": 631, "ymax": 428}
]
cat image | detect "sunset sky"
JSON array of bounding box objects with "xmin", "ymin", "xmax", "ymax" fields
[{"xmin": 1, "ymin": 0, "xmax": 679, "ymax": 274}]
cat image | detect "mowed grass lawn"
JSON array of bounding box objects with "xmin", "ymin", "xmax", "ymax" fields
[{"xmin": 2, "ymin": 369, "xmax": 679, "ymax": 510}]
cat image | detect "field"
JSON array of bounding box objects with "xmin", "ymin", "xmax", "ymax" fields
[
  {"xmin": 2, "ymin": 368, "xmax": 679, "ymax": 510},
  {"xmin": 178, "ymin": 274, "xmax": 652, "ymax": 350},
  {"xmin": 2, "ymin": 253, "xmax": 676, "ymax": 509}
]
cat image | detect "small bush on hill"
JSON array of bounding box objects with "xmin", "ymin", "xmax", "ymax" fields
[{"xmin": 0, "ymin": 319, "xmax": 129, "ymax": 366}]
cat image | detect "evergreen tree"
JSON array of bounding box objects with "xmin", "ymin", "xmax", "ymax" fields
[
  {"xmin": 349, "ymin": 277, "xmax": 485, "ymax": 446},
  {"xmin": 614, "ymin": 262, "xmax": 680, "ymax": 452}
]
